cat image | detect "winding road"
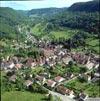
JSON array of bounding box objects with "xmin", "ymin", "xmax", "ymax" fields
[{"xmin": 49, "ymin": 90, "xmax": 75, "ymax": 101}]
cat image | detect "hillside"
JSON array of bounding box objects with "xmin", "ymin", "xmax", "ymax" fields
[
  {"xmin": 0, "ymin": 1, "xmax": 99, "ymax": 40},
  {"xmin": 28, "ymin": 0, "xmax": 99, "ymax": 35},
  {"xmin": 30, "ymin": 11, "xmax": 99, "ymax": 35},
  {"xmin": 0, "ymin": 0, "xmax": 99, "ymax": 55},
  {"xmin": 29, "ymin": 1, "xmax": 99, "ymax": 54},
  {"xmin": 68, "ymin": 0, "xmax": 100, "ymax": 12},
  {"xmin": 0, "ymin": 7, "xmax": 27, "ymax": 39},
  {"xmin": 28, "ymin": 7, "xmax": 67, "ymax": 17}
]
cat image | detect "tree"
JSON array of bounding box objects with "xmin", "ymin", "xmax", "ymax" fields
[
  {"xmin": 78, "ymin": 75, "xmax": 88, "ymax": 83},
  {"xmin": 80, "ymin": 67, "xmax": 87, "ymax": 73},
  {"xmin": 48, "ymin": 94, "xmax": 53, "ymax": 101},
  {"xmin": 68, "ymin": 61, "xmax": 73, "ymax": 67},
  {"xmin": 29, "ymin": 83, "xmax": 48, "ymax": 94},
  {"xmin": 15, "ymin": 76, "xmax": 24, "ymax": 91}
]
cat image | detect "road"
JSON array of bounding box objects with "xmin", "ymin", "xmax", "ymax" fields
[
  {"xmin": 49, "ymin": 90, "xmax": 75, "ymax": 101},
  {"xmin": 50, "ymin": 69, "xmax": 93, "ymax": 101},
  {"xmin": 42, "ymin": 85, "xmax": 75, "ymax": 101}
]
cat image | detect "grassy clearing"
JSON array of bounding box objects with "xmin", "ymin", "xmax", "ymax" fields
[
  {"xmin": 31, "ymin": 23, "xmax": 45, "ymax": 36},
  {"xmin": 31, "ymin": 66, "xmax": 45, "ymax": 74},
  {"xmin": 86, "ymin": 38, "xmax": 99, "ymax": 54},
  {"xmin": 71, "ymin": 37, "xmax": 99, "ymax": 54},
  {"xmin": 1, "ymin": 91, "xmax": 47, "ymax": 101},
  {"xmin": 41, "ymin": 28, "xmax": 79, "ymax": 41},
  {"xmin": 86, "ymin": 38, "xmax": 99, "ymax": 47},
  {"xmin": 64, "ymin": 79, "xmax": 100, "ymax": 97},
  {"xmin": 50, "ymin": 29, "xmax": 78, "ymax": 40},
  {"xmin": 31, "ymin": 23, "xmax": 79, "ymax": 40}
]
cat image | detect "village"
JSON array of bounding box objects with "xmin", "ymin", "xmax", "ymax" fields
[
  {"xmin": 1, "ymin": 38, "xmax": 100, "ymax": 101},
  {"xmin": 0, "ymin": 0, "xmax": 100, "ymax": 101}
]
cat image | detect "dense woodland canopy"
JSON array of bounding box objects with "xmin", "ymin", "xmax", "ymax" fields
[
  {"xmin": 0, "ymin": 7, "xmax": 28, "ymax": 39},
  {"xmin": 68, "ymin": 0, "xmax": 99, "ymax": 12}
]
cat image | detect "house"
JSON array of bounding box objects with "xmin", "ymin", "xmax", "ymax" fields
[
  {"xmin": 39, "ymin": 60, "xmax": 45, "ymax": 66},
  {"xmin": 8, "ymin": 62, "xmax": 15, "ymax": 69},
  {"xmin": 26, "ymin": 58, "xmax": 34, "ymax": 67},
  {"xmin": 78, "ymin": 92, "xmax": 88, "ymax": 101},
  {"xmin": 15, "ymin": 63, "xmax": 23, "ymax": 70},
  {"xmin": 58, "ymin": 51, "xmax": 65, "ymax": 56},
  {"xmin": 54, "ymin": 76, "xmax": 65, "ymax": 83},
  {"xmin": 62, "ymin": 57, "xmax": 72, "ymax": 65},
  {"xmin": 12, "ymin": 56, "xmax": 19, "ymax": 64},
  {"xmin": 24, "ymin": 80, "xmax": 33, "ymax": 87},
  {"xmin": 69, "ymin": 90, "xmax": 75, "ymax": 98},
  {"xmin": 91, "ymin": 77, "xmax": 100, "ymax": 83},
  {"xmin": 46, "ymin": 80, "xmax": 56, "ymax": 88},
  {"xmin": 49, "ymin": 62, "xmax": 55, "ymax": 67},
  {"xmin": 35, "ymin": 75, "xmax": 46, "ymax": 84},
  {"xmin": 9, "ymin": 75, "xmax": 16, "ymax": 82},
  {"xmin": 52, "ymin": 55, "xmax": 57, "ymax": 60},
  {"xmin": 55, "ymin": 45, "xmax": 63, "ymax": 49},
  {"xmin": 94, "ymin": 64, "xmax": 99, "ymax": 69},
  {"xmin": 85, "ymin": 61, "xmax": 94, "ymax": 70},
  {"xmin": 31, "ymin": 62, "xmax": 37, "ymax": 68},
  {"xmin": 87, "ymin": 75, "xmax": 91, "ymax": 83},
  {"xmin": 72, "ymin": 53, "xmax": 89, "ymax": 65},
  {"xmin": 94, "ymin": 73, "xmax": 100, "ymax": 78},
  {"xmin": 39, "ymin": 72, "xmax": 51, "ymax": 79},
  {"xmin": 56, "ymin": 85, "xmax": 69, "ymax": 95},
  {"xmin": 78, "ymin": 74, "xmax": 88, "ymax": 82},
  {"xmin": 64, "ymin": 73, "xmax": 74, "ymax": 79},
  {"xmin": 46, "ymin": 57, "xmax": 49, "ymax": 62},
  {"xmin": 26, "ymin": 58, "xmax": 38, "ymax": 68},
  {"xmin": 43, "ymin": 49, "xmax": 54, "ymax": 57},
  {"xmin": 1, "ymin": 61, "xmax": 7, "ymax": 70}
]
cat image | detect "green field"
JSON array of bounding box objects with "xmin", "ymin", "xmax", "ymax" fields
[
  {"xmin": 86, "ymin": 38, "xmax": 99, "ymax": 54},
  {"xmin": 50, "ymin": 30, "xmax": 76, "ymax": 40},
  {"xmin": 31, "ymin": 66, "xmax": 45, "ymax": 75},
  {"xmin": 64, "ymin": 79, "xmax": 100, "ymax": 97},
  {"xmin": 1, "ymin": 91, "xmax": 47, "ymax": 101},
  {"xmin": 86, "ymin": 38, "xmax": 99, "ymax": 46},
  {"xmin": 31, "ymin": 23, "xmax": 45, "ymax": 36},
  {"xmin": 31, "ymin": 23, "xmax": 79, "ymax": 39}
]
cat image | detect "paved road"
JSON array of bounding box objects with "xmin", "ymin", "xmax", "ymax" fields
[
  {"xmin": 49, "ymin": 90, "xmax": 75, "ymax": 101},
  {"xmin": 42, "ymin": 85, "xmax": 75, "ymax": 101},
  {"xmin": 48, "ymin": 69, "xmax": 93, "ymax": 101}
]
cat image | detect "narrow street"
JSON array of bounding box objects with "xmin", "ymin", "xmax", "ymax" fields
[
  {"xmin": 50, "ymin": 69, "xmax": 94, "ymax": 101},
  {"xmin": 49, "ymin": 90, "xmax": 75, "ymax": 101}
]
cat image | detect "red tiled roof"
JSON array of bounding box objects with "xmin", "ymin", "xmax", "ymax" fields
[
  {"xmin": 54, "ymin": 76, "xmax": 64, "ymax": 82},
  {"xmin": 15, "ymin": 63, "xmax": 22, "ymax": 69},
  {"xmin": 47, "ymin": 80, "xmax": 56, "ymax": 87},
  {"xmin": 57, "ymin": 85, "xmax": 69, "ymax": 94},
  {"xmin": 24, "ymin": 80, "xmax": 33, "ymax": 86},
  {"xmin": 36, "ymin": 75, "xmax": 45, "ymax": 81}
]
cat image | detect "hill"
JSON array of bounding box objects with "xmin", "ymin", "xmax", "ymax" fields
[
  {"xmin": 68, "ymin": 0, "xmax": 100, "ymax": 12},
  {"xmin": 0, "ymin": 1, "xmax": 99, "ymax": 55},
  {"xmin": 28, "ymin": 7, "xmax": 67, "ymax": 18},
  {"xmin": 29, "ymin": 1, "xmax": 99, "ymax": 54},
  {"xmin": 0, "ymin": 7, "xmax": 27, "ymax": 39}
]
